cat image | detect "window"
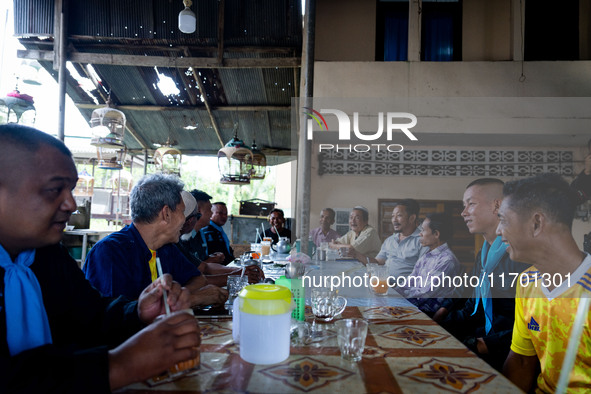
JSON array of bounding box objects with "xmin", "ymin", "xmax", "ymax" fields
[
  {"xmin": 377, "ymin": 0, "xmax": 462, "ymax": 62},
  {"xmin": 377, "ymin": 1, "xmax": 409, "ymax": 61},
  {"xmin": 421, "ymin": 0, "xmax": 462, "ymax": 61},
  {"xmin": 525, "ymin": 0, "xmax": 579, "ymax": 60}
]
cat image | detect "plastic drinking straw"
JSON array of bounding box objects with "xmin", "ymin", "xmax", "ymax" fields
[
  {"xmin": 261, "ymin": 222, "xmax": 266, "ymax": 236},
  {"xmin": 156, "ymin": 257, "xmax": 171, "ymax": 316},
  {"xmin": 273, "ymin": 225, "xmax": 279, "ymax": 236},
  {"xmin": 556, "ymin": 297, "xmax": 590, "ymax": 393},
  {"xmin": 255, "ymin": 228, "xmax": 261, "ymax": 243},
  {"xmin": 240, "ymin": 266, "xmax": 246, "ymax": 279}
]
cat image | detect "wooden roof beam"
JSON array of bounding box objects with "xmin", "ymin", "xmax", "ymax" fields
[
  {"xmin": 217, "ymin": 0, "xmax": 225, "ymax": 65},
  {"xmin": 74, "ymin": 103, "xmax": 290, "ymax": 112},
  {"xmin": 18, "ymin": 49, "xmax": 300, "ymax": 69}
]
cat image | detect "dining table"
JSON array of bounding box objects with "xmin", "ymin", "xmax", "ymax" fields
[{"xmin": 116, "ymin": 258, "xmax": 520, "ymax": 393}]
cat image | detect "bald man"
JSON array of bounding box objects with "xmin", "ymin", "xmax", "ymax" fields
[
  {"xmin": 433, "ymin": 178, "xmax": 528, "ymax": 372},
  {"xmin": 0, "ymin": 124, "xmax": 199, "ymax": 392}
]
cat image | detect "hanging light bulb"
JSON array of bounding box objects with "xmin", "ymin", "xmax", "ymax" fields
[
  {"xmin": 249, "ymin": 140, "xmax": 267, "ymax": 180},
  {"xmin": 178, "ymin": 0, "xmax": 196, "ymax": 34}
]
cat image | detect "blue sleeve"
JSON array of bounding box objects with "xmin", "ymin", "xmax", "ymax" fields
[
  {"xmin": 84, "ymin": 242, "xmax": 114, "ymax": 298},
  {"xmin": 85, "ymin": 239, "xmax": 148, "ymax": 299},
  {"xmin": 161, "ymin": 245, "xmax": 201, "ymax": 286}
]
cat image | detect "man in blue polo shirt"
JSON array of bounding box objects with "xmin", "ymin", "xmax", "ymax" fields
[
  {"xmin": 84, "ymin": 174, "xmax": 227, "ymax": 306},
  {"xmin": 202, "ymin": 201, "xmax": 234, "ymax": 265}
]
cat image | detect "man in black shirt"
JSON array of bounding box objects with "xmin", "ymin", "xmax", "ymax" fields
[
  {"xmin": 0, "ymin": 124, "xmax": 200, "ymax": 393},
  {"xmin": 263, "ymin": 208, "xmax": 292, "ymax": 244}
]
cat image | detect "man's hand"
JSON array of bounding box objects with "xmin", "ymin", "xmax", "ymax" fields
[
  {"xmin": 503, "ymin": 350, "xmax": 539, "ymax": 393},
  {"xmin": 476, "ymin": 338, "xmax": 489, "ymax": 354},
  {"xmin": 138, "ymin": 274, "xmax": 191, "ymax": 323},
  {"xmin": 191, "ymin": 284, "xmax": 229, "ymax": 306},
  {"xmin": 244, "ymin": 265, "xmax": 265, "ymax": 283},
  {"xmin": 205, "ymin": 252, "xmax": 225, "ymax": 264},
  {"xmin": 432, "ymin": 307, "xmax": 449, "ymax": 323},
  {"xmin": 108, "ymin": 310, "xmax": 200, "ymax": 390}
]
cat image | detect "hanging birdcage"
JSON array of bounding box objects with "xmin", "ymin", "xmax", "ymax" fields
[
  {"xmin": 90, "ymin": 98, "xmax": 126, "ymax": 170},
  {"xmin": 249, "ymin": 140, "xmax": 267, "ymax": 180},
  {"xmin": 217, "ymin": 134, "xmax": 253, "ymax": 185},
  {"xmin": 154, "ymin": 142, "xmax": 182, "ymax": 176}
]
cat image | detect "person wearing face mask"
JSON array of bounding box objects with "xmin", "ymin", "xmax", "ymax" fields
[
  {"xmin": 263, "ymin": 208, "xmax": 292, "ymax": 244},
  {"xmin": 84, "ymin": 174, "xmax": 227, "ymax": 307},
  {"xmin": 330, "ymin": 206, "xmax": 382, "ymax": 259}
]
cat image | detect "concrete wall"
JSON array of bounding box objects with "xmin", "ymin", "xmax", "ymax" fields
[
  {"xmin": 315, "ymin": 0, "xmax": 591, "ymax": 62},
  {"xmin": 315, "ymin": 0, "xmax": 376, "ymax": 61},
  {"xmin": 305, "ymin": 61, "xmax": 591, "ymax": 249},
  {"xmin": 305, "ymin": 1, "xmax": 591, "ymax": 249},
  {"xmin": 463, "ymin": 0, "xmax": 512, "ymax": 61}
]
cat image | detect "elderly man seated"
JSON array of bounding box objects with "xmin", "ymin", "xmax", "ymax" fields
[
  {"xmin": 84, "ymin": 174, "xmax": 227, "ymax": 307},
  {"xmin": 177, "ymin": 193, "xmax": 264, "ymax": 286},
  {"xmin": 397, "ymin": 212, "xmax": 461, "ymax": 316},
  {"xmin": 330, "ymin": 206, "xmax": 382, "ymax": 259}
]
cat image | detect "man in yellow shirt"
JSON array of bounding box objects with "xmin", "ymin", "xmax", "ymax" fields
[{"xmin": 497, "ymin": 173, "xmax": 591, "ymax": 392}]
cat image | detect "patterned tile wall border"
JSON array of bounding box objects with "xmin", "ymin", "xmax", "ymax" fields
[{"xmin": 318, "ymin": 149, "xmax": 574, "ymax": 177}]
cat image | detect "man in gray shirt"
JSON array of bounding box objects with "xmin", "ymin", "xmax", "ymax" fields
[{"xmin": 353, "ymin": 199, "xmax": 428, "ymax": 278}]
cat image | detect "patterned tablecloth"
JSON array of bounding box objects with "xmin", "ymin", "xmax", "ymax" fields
[{"xmin": 117, "ymin": 304, "xmax": 519, "ymax": 393}]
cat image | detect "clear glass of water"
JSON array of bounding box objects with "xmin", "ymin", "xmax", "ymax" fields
[
  {"xmin": 334, "ymin": 318, "xmax": 369, "ymax": 362},
  {"xmin": 227, "ymin": 275, "xmax": 249, "ymax": 298}
]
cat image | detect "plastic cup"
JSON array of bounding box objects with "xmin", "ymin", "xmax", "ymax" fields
[
  {"xmin": 335, "ymin": 318, "xmax": 368, "ymax": 362},
  {"xmin": 151, "ymin": 310, "xmax": 200, "ymax": 380},
  {"xmin": 261, "ymin": 240, "xmax": 271, "ymax": 257}
]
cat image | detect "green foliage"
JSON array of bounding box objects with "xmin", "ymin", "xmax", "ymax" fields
[
  {"xmin": 74, "ymin": 156, "xmax": 278, "ymax": 216},
  {"xmin": 180, "ymin": 159, "xmax": 277, "ymax": 215}
]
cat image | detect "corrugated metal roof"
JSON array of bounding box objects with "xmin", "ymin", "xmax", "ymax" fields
[{"xmin": 14, "ymin": 0, "xmax": 300, "ymax": 164}]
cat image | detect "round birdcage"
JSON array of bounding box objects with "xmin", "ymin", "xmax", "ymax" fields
[
  {"xmin": 249, "ymin": 140, "xmax": 267, "ymax": 180},
  {"xmin": 217, "ymin": 135, "xmax": 253, "ymax": 185},
  {"xmin": 154, "ymin": 145, "xmax": 182, "ymax": 176},
  {"xmin": 90, "ymin": 99, "xmax": 126, "ymax": 170}
]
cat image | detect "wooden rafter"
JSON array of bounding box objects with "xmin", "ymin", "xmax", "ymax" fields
[
  {"xmin": 74, "ymin": 103, "xmax": 290, "ymax": 112},
  {"xmin": 217, "ymin": 0, "xmax": 225, "ymax": 65},
  {"xmin": 18, "ymin": 49, "xmax": 300, "ymax": 69}
]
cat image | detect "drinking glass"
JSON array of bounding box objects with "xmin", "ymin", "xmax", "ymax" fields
[
  {"xmin": 250, "ymin": 243, "xmax": 262, "ymax": 259},
  {"xmin": 367, "ymin": 263, "xmax": 389, "ymax": 296},
  {"xmin": 335, "ymin": 318, "xmax": 368, "ymax": 362},
  {"xmin": 339, "ymin": 247, "xmax": 349, "ymax": 258},
  {"xmin": 261, "ymin": 240, "xmax": 271, "ymax": 257},
  {"xmin": 310, "ymin": 288, "xmax": 347, "ymax": 322},
  {"xmin": 227, "ymin": 275, "xmax": 249, "ymax": 298}
]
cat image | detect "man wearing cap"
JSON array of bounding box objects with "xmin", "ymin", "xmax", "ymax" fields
[
  {"xmin": 84, "ymin": 174, "xmax": 227, "ymax": 306},
  {"xmin": 330, "ymin": 206, "xmax": 382, "ymax": 259}
]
